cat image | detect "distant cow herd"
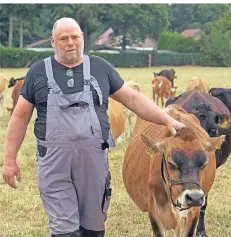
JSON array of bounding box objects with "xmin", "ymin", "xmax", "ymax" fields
[{"xmin": 0, "ymin": 68, "xmax": 230, "ymax": 237}]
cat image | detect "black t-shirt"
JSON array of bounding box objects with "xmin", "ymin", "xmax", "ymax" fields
[{"xmin": 20, "ymin": 55, "xmax": 124, "ymax": 140}]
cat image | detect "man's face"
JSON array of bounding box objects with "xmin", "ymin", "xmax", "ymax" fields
[{"xmin": 51, "ymin": 25, "xmax": 84, "ymax": 65}]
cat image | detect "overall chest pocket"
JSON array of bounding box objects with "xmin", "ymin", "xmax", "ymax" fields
[
  {"xmin": 59, "ymin": 101, "xmax": 94, "ymax": 140},
  {"xmin": 62, "ymin": 101, "xmax": 89, "ymax": 115}
]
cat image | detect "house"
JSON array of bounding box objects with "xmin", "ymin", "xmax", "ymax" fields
[
  {"xmin": 89, "ymin": 45, "xmax": 121, "ymax": 54},
  {"xmin": 94, "ymin": 27, "xmax": 114, "ymax": 46},
  {"xmin": 181, "ymin": 29, "xmax": 203, "ymax": 40},
  {"xmin": 25, "ymin": 38, "xmax": 53, "ymax": 51},
  {"xmin": 135, "ymin": 37, "xmax": 157, "ymax": 49}
]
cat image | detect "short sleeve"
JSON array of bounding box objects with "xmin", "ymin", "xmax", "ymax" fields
[
  {"xmin": 108, "ymin": 66, "xmax": 124, "ymax": 95},
  {"xmin": 20, "ymin": 66, "xmax": 35, "ymax": 104}
]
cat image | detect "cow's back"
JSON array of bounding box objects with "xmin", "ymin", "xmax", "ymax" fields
[
  {"xmin": 108, "ymin": 98, "xmax": 126, "ymax": 140},
  {"xmin": 0, "ymin": 75, "xmax": 8, "ymax": 94},
  {"xmin": 187, "ymin": 77, "xmax": 209, "ymax": 93},
  {"xmin": 122, "ymin": 105, "xmax": 213, "ymax": 212},
  {"xmin": 11, "ymin": 80, "xmax": 24, "ymax": 111},
  {"xmin": 167, "ymin": 88, "xmax": 229, "ymax": 115}
]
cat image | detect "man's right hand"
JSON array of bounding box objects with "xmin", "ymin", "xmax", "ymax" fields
[{"xmin": 2, "ymin": 162, "xmax": 21, "ymax": 189}]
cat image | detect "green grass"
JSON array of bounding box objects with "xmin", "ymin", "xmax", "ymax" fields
[{"xmin": 0, "ymin": 66, "xmax": 230, "ymax": 237}]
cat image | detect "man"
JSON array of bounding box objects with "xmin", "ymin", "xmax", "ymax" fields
[{"xmin": 2, "ymin": 18, "xmax": 184, "ymax": 237}]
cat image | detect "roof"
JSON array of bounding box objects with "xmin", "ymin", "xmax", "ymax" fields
[
  {"xmin": 25, "ymin": 38, "xmax": 51, "ymax": 48},
  {"xmin": 181, "ymin": 29, "xmax": 202, "ymax": 37},
  {"xmin": 95, "ymin": 27, "xmax": 113, "ymax": 45},
  {"xmin": 136, "ymin": 37, "xmax": 157, "ymax": 48}
]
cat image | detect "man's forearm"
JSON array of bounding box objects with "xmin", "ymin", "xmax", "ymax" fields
[
  {"xmin": 127, "ymin": 92, "xmax": 173, "ymax": 126},
  {"xmin": 4, "ymin": 116, "xmax": 28, "ymax": 164}
]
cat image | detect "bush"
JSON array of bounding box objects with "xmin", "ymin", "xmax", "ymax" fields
[
  {"xmin": 0, "ymin": 46, "xmax": 53, "ymax": 68},
  {"xmin": 199, "ymin": 27, "xmax": 231, "ymax": 67},
  {"xmin": 157, "ymin": 31, "xmax": 200, "ymax": 53}
]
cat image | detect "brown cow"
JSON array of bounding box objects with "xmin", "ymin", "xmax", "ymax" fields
[
  {"xmin": 152, "ymin": 76, "xmax": 177, "ymax": 107},
  {"xmin": 122, "ymin": 105, "xmax": 225, "ymax": 237},
  {"xmin": 187, "ymin": 77, "xmax": 209, "ymax": 93},
  {"xmin": 0, "ymin": 74, "xmax": 8, "ymax": 117},
  {"xmin": 165, "ymin": 88, "xmax": 231, "ymax": 236},
  {"xmin": 108, "ymin": 98, "xmax": 126, "ymax": 141},
  {"xmin": 7, "ymin": 79, "xmax": 24, "ymax": 115}
]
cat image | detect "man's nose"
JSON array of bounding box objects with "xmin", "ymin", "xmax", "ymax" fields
[{"xmin": 67, "ymin": 37, "xmax": 74, "ymax": 46}]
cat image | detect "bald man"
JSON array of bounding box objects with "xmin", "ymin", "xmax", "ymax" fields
[{"xmin": 2, "ymin": 17, "xmax": 184, "ymax": 237}]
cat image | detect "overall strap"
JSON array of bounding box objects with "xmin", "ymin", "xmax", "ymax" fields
[
  {"xmin": 83, "ymin": 55, "xmax": 103, "ymax": 105},
  {"xmin": 44, "ymin": 57, "xmax": 62, "ymax": 93}
]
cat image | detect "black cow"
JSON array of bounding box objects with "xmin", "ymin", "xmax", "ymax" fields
[
  {"xmin": 209, "ymin": 88, "xmax": 231, "ymax": 113},
  {"xmin": 165, "ymin": 88, "xmax": 231, "ymax": 237},
  {"xmin": 8, "ymin": 76, "xmax": 25, "ymax": 88},
  {"xmin": 153, "ymin": 68, "xmax": 177, "ymax": 87}
]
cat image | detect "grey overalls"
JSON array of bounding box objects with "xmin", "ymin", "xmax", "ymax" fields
[{"xmin": 36, "ymin": 55, "xmax": 112, "ymax": 235}]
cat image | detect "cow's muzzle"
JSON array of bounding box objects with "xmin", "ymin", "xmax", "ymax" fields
[{"xmin": 161, "ymin": 155, "xmax": 203, "ymax": 211}]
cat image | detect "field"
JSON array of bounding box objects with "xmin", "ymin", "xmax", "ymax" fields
[{"xmin": 0, "ymin": 66, "xmax": 230, "ymax": 237}]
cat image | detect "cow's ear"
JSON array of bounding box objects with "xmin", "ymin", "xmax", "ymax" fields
[
  {"xmin": 201, "ymin": 135, "xmax": 226, "ymax": 152},
  {"xmin": 141, "ymin": 134, "xmax": 166, "ymax": 157}
]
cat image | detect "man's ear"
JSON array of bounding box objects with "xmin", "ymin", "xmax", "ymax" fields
[
  {"xmin": 50, "ymin": 36, "xmax": 55, "ymax": 48},
  {"xmin": 141, "ymin": 134, "xmax": 166, "ymax": 157},
  {"xmin": 201, "ymin": 135, "xmax": 226, "ymax": 152}
]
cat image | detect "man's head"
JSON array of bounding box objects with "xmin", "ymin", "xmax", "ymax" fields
[{"xmin": 51, "ymin": 17, "xmax": 84, "ymax": 65}]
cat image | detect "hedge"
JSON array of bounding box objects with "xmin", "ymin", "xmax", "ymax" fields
[{"xmin": 0, "ymin": 46, "xmax": 200, "ymax": 68}]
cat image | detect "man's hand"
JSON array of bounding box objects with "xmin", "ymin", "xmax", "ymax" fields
[
  {"xmin": 167, "ymin": 118, "xmax": 185, "ymax": 136},
  {"xmin": 2, "ymin": 162, "xmax": 21, "ymax": 189}
]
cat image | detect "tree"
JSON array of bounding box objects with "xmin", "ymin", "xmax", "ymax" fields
[
  {"xmin": 169, "ymin": 4, "xmax": 229, "ymax": 32},
  {"xmin": 199, "ymin": 6, "xmax": 231, "ymax": 67},
  {"xmin": 99, "ymin": 4, "xmax": 169, "ymax": 50},
  {"xmin": 0, "ymin": 4, "xmax": 42, "ymax": 48}
]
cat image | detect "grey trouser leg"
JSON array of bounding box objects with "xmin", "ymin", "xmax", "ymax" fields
[
  {"xmin": 79, "ymin": 226, "xmax": 105, "ymax": 237},
  {"xmin": 72, "ymin": 144, "xmax": 109, "ymax": 231},
  {"xmin": 37, "ymin": 148, "xmax": 80, "ymax": 235},
  {"xmin": 51, "ymin": 229, "xmax": 81, "ymax": 237},
  {"xmin": 37, "ymin": 144, "xmax": 110, "ymax": 235}
]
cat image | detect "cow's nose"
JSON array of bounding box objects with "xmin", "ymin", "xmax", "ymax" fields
[{"xmin": 185, "ymin": 192, "xmax": 204, "ymax": 206}]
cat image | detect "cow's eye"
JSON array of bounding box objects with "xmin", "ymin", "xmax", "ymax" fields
[
  {"xmin": 200, "ymin": 115, "xmax": 206, "ymax": 121},
  {"xmin": 168, "ymin": 162, "xmax": 178, "ymax": 170}
]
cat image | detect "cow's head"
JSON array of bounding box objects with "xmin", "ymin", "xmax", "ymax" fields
[
  {"xmin": 191, "ymin": 103, "xmax": 226, "ymax": 137},
  {"xmin": 170, "ymin": 68, "xmax": 177, "ymax": 79},
  {"xmin": 153, "ymin": 72, "xmax": 161, "ymax": 77},
  {"xmin": 141, "ymin": 127, "xmax": 225, "ymax": 210},
  {"xmin": 170, "ymin": 86, "xmax": 177, "ymax": 98},
  {"xmin": 8, "ymin": 77, "xmax": 16, "ymax": 88}
]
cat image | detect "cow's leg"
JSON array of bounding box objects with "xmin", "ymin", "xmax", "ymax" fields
[
  {"xmin": 128, "ymin": 113, "xmax": 132, "ymax": 137},
  {"xmin": 161, "ymin": 95, "xmax": 164, "ymax": 108},
  {"xmin": 0, "ymin": 94, "xmax": 4, "ymax": 117},
  {"xmin": 184, "ymin": 208, "xmax": 200, "ymax": 237},
  {"xmin": 156, "ymin": 95, "xmax": 159, "ymax": 106},
  {"xmin": 153, "ymin": 90, "xmax": 155, "ymax": 102},
  {"xmin": 148, "ymin": 195, "xmax": 165, "ymax": 237},
  {"xmin": 149, "ymin": 213, "xmax": 165, "ymax": 237},
  {"xmin": 196, "ymin": 195, "xmax": 208, "ymax": 237}
]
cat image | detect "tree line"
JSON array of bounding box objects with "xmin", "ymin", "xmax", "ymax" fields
[{"xmin": 0, "ymin": 4, "xmax": 229, "ymax": 48}]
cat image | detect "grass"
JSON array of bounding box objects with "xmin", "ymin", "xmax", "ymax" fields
[{"xmin": 0, "ymin": 66, "xmax": 230, "ymax": 237}]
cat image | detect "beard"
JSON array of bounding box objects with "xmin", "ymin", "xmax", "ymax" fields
[{"xmin": 55, "ymin": 42, "xmax": 84, "ymax": 64}]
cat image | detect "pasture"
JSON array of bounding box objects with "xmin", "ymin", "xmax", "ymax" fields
[{"xmin": 0, "ymin": 66, "xmax": 230, "ymax": 237}]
